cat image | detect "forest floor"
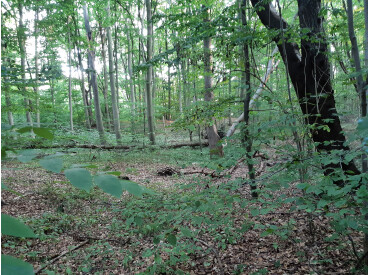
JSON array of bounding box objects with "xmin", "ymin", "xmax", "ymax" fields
[{"xmin": 1, "ymin": 143, "xmax": 365, "ymax": 274}]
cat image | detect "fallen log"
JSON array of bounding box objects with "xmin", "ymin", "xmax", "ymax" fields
[{"xmin": 21, "ymin": 141, "xmax": 209, "ymax": 150}]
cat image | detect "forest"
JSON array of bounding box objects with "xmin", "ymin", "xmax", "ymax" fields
[{"xmin": 1, "ymin": 0, "xmax": 368, "ymax": 273}]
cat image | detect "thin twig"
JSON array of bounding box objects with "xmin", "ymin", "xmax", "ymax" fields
[
  {"xmin": 34, "ymin": 240, "xmax": 89, "ymax": 274},
  {"xmin": 194, "ymin": 238, "xmax": 225, "ymax": 275}
]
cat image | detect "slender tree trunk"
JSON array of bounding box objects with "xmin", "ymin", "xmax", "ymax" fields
[
  {"xmin": 73, "ymin": 23, "xmax": 91, "ymax": 129},
  {"xmin": 165, "ymin": 29, "xmax": 171, "ymax": 120},
  {"xmin": 106, "ymin": 2, "xmax": 122, "ymax": 144},
  {"xmin": 202, "ymin": 5, "xmax": 223, "ymax": 157},
  {"xmin": 145, "ymin": 0, "xmax": 155, "ymax": 144},
  {"xmin": 127, "ymin": 30, "xmax": 136, "ymax": 128},
  {"xmin": 68, "ymin": 30, "xmax": 74, "ymax": 131},
  {"xmin": 2, "ymin": 45, "xmax": 14, "ymax": 126},
  {"xmin": 364, "ymin": 0, "xmax": 368, "ymax": 69},
  {"xmin": 34, "ymin": 6, "xmax": 40, "ymax": 127},
  {"xmin": 83, "ymin": 5, "xmax": 105, "ymax": 144},
  {"xmin": 241, "ymin": 0, "xmax": 256, "ymax": 197},
  {"xmin": 17, "ymin": 3, "xmax": 32, "ymax": 125},
  {"xmin": 99, "ymin": 22, "xmax": 112, "ymax": 131},
  {"xmin": 346, "ymin": 0, "xmax": 367, "ymax": 118},
  {"xmin": 177, "ymin": 65, "xmax": 183, "ymax": 113},
  {"xmin": 250, "ymin": 0, "xmax": 360, "ymax": 182}
]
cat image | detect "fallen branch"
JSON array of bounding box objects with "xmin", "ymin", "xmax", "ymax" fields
[
  {"xmin": 34, "ymin": 240, "xmax": 89, "ymax": 274},
  {"xmin": 226, "ymin": 47, "xmax": 280, "ymax": 138},
  {"xmin": 22, "ymin": 141, "xmax": 209, "ymax": 150},
  {"xmin": 194, "ymin": 238, "xmax": 225, "ymax": 275}
]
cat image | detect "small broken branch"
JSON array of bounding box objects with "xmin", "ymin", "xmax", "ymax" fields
[
  {"xmin": 194, "ymin": 238, "xmax": 225, "ymax": 275},
  {"xmin": 34, "ymin": 240, "xmax": 89, "ymax": 274}
]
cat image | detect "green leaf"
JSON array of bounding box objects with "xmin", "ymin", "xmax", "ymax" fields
[
  {"xmin": 64, "ymin": 168, "xmax": 93, "ymax": 192},
  {"xmin": 181, "ymin": 227, "xmax": 192, "ymax": 237},
  {"xmin": 106, "ymin": 171, "xmax": 121, "ymax": 176},
  {"xmin": 120, "ymin": 180, "xmax": 143, "ymax": 197},
  {"xmin": 95, "ymin": 174, "xmax": 123, "ymax": 198},
  {"xmin": 153, "ymin": 237, "xmax": 160, "ymax": 245},
  {"xmin": 16, "ymin": 126, "xmax": 33, "ymax": 134},
  {"xmin": 167, "ymin": 234, "xmax": 177, "ymax": 246},
  {"xmin": 317, "ymin": 199, "xmax": 328, "ymax": 209},
  {"xmin": 1, "ymin": 254, "xmax": 34, "ymax": 275},
  {"xmin": 33, "ymin": 128, "xmax": 54, "ymax": 140},
  {"xmin": 1, "ymin": 214, "xmax": 36, "ymax": 238},
  {"xmin": 17, "ymin": 150, "xmax": 38, "ymax": 163},
  {"xmin": 39, "ymin": 158, "xmax": 63, "ymax": 173}
]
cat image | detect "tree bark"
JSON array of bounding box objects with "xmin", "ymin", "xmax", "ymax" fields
[
  {"xmin": 127, "ymin": 29, "xmax": 136, "ymax": 122},
  {"xmin": 145, "ymin": 0, "xmax": 156, "ymax": 144},
  {"xmin": 34, "ymin": 6, "xmax": 40, "ymax": 127},
  {"xmin": 17, "ymin": 3, "xmax": 33, "ymax": 125},
  {"xmin": 250, "ymin": 0, "xmax": 360, "ymax": 182},
  {"xmin": 241, "ymin": 0, "xmax": 257, "ymax": 197},
  {"xmin": 68, "ymin": 29, "xmax": 74, "ymax": 131},
  {"xmin": 106, "ymin": 2, "xmax": 122, "ymax": 144},
  {"xmin": 72, "ymin": 16, "xmax": 91, "ymax": 129},
  {"xmin": 83, "ymin": 5, "xmax": 105, "ymax": 144},
  {"xmin": 346, "ymin": 0, "xmax": 367, "ymax": 118},
  {"xmin": 203, "ymin": 5, "xmax": 223, "ymax": 157},
  {"xmin": 98, "ymin": 22, "xmax": 112, "ymax": 131}
]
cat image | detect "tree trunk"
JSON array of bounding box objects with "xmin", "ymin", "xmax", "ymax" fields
[
  {"xmin": 241, "ymin": 0, "xmax": 256, "ymax": 197},
  {"xmin": 83, "ymin": 5, "xmax": 105, "ymax": 144},
  {"xmin": 203, "ymin": 5, "xmax": 223, "ymax": 157},
  {"xmin": 17, "ymin": 3, "xmax": 32, "ymax": 125},
  {"xmin": 68, "ymin": 30, "xmax": 74, "ymax": 131},
  {"xmin": 127, "ymin": 30, "xmax": 136, "ymax": 120},
  {"xmin": 165, "ymin": 29, "xmax": 171, "ymax": 120},
  {"xmin": 346, "ymin": 0, "xmax": 367, "ymax": 118},
  {"xmin": 145, "ymin": 0, "xmax": 155, "ymax": 144},
  {"xmin": 34, "ymin": 6, "xmax": 40, "ymax": 127},
  {"xmin": 73, "ymin": 19, "xmax": 91, "ymax": 129},
  {"xmin": 106, "ymin": 2, "xmax": 122, "ymax": 144},
  {"xmin": 250, "ymin": 0, "xmax": 360, "ymax": 182},
  {"xmin": 99, "ymin": 22, "xmax": 112, "ymax": 131}
]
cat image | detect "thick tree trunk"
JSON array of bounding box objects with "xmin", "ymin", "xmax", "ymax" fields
[
  {"xmin": 145, "ymin": 0, "xmax": 156, "ymax": 144},
  {"xmin": 106, "ymin": 2, "xmax": 122, "ymax": 144},
  {"xmin": 202, "ymin": 5, "xmax": 223, "ymax": 157},
  {"xmin": 250, "ymin": 0, "xmax": 360, "ymax": 182},
  {"xmin": 83, "ymin": 5, "xmax": 105, "ymax": 144}
]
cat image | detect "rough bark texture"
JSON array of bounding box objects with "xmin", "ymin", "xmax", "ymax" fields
[
  {"xmin": 83, "ymin": 5, "xmax": 106, "ymax": 144},
  {"xmin": 106, "ymin": 2, "xmax": 122, "ymax": 144},
  {"xmin": 145, "ymin": 0, "xmax": 156, "ymax": 144},
  {"xmin": 250, "ymin": 0, "xmax": 360, "ymax": 181},
  {"xmin": 203, "ymin": 5, "xmax": 223, "ymax": 157}
]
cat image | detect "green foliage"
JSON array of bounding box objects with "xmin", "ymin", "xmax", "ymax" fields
[
  {"xmin": 1, "ymin": 255, "xmax": 34, "ymax": 275},
  {"xmin": 1, "ymin": 214, "xmax": 36, "ymax": 238},
  {"xmin": 94, "ymin": 174, "xmax": 123, "ymax": 198},
  {"xmin": 64, "ymin": 168, "xmax": 93, "ymax": 192}
]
